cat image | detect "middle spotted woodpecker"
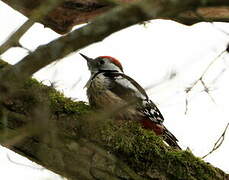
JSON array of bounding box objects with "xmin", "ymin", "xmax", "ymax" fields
[{"xmin": 80, "ymin": 53, "xmax": 181, "ymax": 149}]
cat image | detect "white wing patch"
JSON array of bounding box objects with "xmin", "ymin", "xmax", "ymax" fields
[
  {"xmin": 142, "ymin": 99, "xmax": 164, "ymax": 123},
  {"xmin": 103, "ymin": 72, "xmax": 164, "ymax": 124},
  {"xmin": 113, "ymin": 75, "xmax": 146, "ymax": 100}
]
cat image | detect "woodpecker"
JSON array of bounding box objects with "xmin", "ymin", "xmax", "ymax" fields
[{"xmin": 80, "ymin": 53, "xmax": 181, "ymax": 149}]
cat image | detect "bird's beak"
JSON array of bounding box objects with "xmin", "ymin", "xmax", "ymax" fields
[
  {"xmin": 80, "ymin": 53, "xmax": 94, "ymax": 88},
  {"xmin": 79, "ymin": 53, "xmax": 93, "ymax": 62}
]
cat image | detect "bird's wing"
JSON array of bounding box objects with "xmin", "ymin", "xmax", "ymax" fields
[
  {"xmin": 141, "ymin": 99, "xmax": 164, "ymax": 124},
  {"xmin": 103, "ymin": 72, "xmax": 181, "ymax": 149},
  {"xmin": 103, "ymin": 72, "xmax": 164, "ymax": 124}
]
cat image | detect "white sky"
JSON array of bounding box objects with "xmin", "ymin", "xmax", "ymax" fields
[{"xmin": 1, "ymin": 1, "xmax": 229, "ymax": 179}]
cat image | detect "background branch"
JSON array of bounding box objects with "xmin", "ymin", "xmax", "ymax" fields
[
  {"xmin": 2, "ymin": 0, "xmax": 229, "ymax": 34},
  {"xmin": 202, "ymin": 122, "xmax": 229, "ymax": 159},
  {"xmin": 0, "ymin": 20, "xmax": 34, "ymax": 55},
  {"xmin": 175, "ymin": 6, "xmax": 229, "ymax": 25},
  {"xmin": 0, "ymin": 0, "xmax": 67, "ymax": 55},
  {"xmin": 0, "ymin": 0, "xmax": 221, "ymax": 98},
  {"xmin": 185, "ymin": 49, "xmax": 227, "ymax": 114}
]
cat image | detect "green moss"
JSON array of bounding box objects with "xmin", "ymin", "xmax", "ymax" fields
[
  {"xmin": 0, "ymin": 59, "xmax": 90, "ymax": 116},
  {"xmin": 23, "ymin": 78, "xmax": 90, "ymax": 115},
  {"xmin": 97, "ymin": 121, "xmax": 222, "ymax": 180},
  {"xmin": 49, "ymin": 91, "xmax": 89, "ymax": 115},
  {"xmin": 1, "ymin": 74, "xmax": 90, "ymax": 117},
  {"xmin": 99, "ymin": 121, "xmax": 166, "ymax": 170},
  {"xmin": 23, "ymin": 78, "xmax": 46, "ymax": 88},
  {"xmin": 163, "ymin": 150, "xmax": 219, "ymax": 180}
]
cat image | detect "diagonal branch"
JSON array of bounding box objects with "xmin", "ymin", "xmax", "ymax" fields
[
  {"xmin": 185, "ymin": 49, "xmax": 227, "ymax": 114},
  {"xmin": 202, "ymin": 122, "xmax": 229, "ymax": 159},
  {"xmin": 0, "ymin": 20, "xmax": 34, "ymax": 55},
  {"xmin": 2, "ymin": 0, "xmax": 229, "ymax": 33},
  {"xmin": 0, "ymin": 0, "xmax": 67, "ymax": 55},
  {"xmin": 0, "ymin": 0, "xmax": 216, "ymax": 97}
]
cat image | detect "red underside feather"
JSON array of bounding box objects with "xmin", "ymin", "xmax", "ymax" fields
[{"xmin": 141, "ymin": 119, "xmax": 164, "ymax": 135}]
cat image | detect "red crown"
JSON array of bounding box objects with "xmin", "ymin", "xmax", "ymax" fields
[{"xmin": 99, "ymin": 56, "xmax": 123, "ymax": 72}]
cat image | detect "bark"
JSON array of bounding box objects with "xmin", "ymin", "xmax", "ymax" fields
[
  {"xmin": 1, "ymin": 0, "xmax": 229, "ymax": 34},
  {"xmin": 0, "ymin": 61, "xmax": 229, "ymax": 180},
  {"xmin": 175, "ymin": 6, "xmax": 229, "ymax": 25},
  {"xmin": 0, "ymin": 0, "xmax": 118, "ymax": 34}
]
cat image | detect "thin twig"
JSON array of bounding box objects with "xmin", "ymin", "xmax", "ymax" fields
[
  {"xmin": 0, "ymin": 20, "xmax": 34, "ymax": 55},
  {"xmin": 200, "ymin": 78, "xmax": 216, "ymax": 104},
  {"xmin": 193, "ymin": 10, "xmax": 229, "ymax": 56},
  {"xmin": 185, "ymin": 49, "xmax": 227, "ymax": 114},
  {"xmin": 211, "ymin": 23, "xmax": 229, "ymax": 37},
  {"xmin": 202, "ymin": 122, "xmax": 229, "ymax": 159},
  {"xmin": 185, "ymin": 97, "xmax": 189, "ymax": 114},
  {"xmin": 186, "ymin": 50, "xmax": 226, "ymax": 94}
]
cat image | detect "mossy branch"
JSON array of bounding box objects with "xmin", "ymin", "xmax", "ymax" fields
[
  {"xmin": 0, "ymin": 61, "xmax": 228, "ymax": 180},
  {"xmin": 1, "ymin": 0, "xmax": 229, "ymax": 107}
]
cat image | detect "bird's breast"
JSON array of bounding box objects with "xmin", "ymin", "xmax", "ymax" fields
[
  {"xmin": 87, "ymin": 75, "xmax": 119, "ymax": 108},
  {"xmin": 86, "ymin": 74, "xmax": 160, "ymax": 123},
  {"xmin": 86, "ymin": 75, "xmax": 140, "ymax": 119}
]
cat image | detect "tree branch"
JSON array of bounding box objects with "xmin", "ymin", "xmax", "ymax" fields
[
  {"xmin": 0, "ymin": 61, "xmax": 229, "ymax": 180},
  {"xmin": 0, "ymin": 20, "xmax": 34, "ymax": 55},
  {"xmin": 1, "ymin": 0, "xmax": 116, "ymax": 34},
  {"xmin": 175, "ymin": 6, "xmax": 229, "ymax": 25},
  {"xmin": 0, "ymin": 0, "xmax": 68, "ymax": 55},
  {"xmin": 202, "ymin": 122, "xmax": 229, "ymax": 159},
  {"xmin": 185, "ymin": 49, "xmax": 227, "ymax": 114},
  {"xmin": 2, "ymin": 0, "xmax": 229, "ymax": 33},
  {"xmin": 0, "ymin": 0, "xmax": 222, "ymax": 98}
]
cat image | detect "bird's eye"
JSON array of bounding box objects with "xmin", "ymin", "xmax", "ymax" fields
[{"xmin": 99, "ymin": 60, "xmax": 105, "ymax": 65}]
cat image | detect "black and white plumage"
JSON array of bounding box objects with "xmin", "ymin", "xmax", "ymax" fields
[{"xmin": 81, "ymin": 53, "xmax": 181, "ymax": 149}]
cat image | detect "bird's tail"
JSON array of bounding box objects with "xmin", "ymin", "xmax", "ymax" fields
[
  {"xmin": 163, "ymin": 127, "xmax": 181, "ymax": 150},
  {"xmin": 141, "ymin": 118, "xmax": 181, "ymax": 149}
]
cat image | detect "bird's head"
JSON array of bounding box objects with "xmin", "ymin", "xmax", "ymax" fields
[{"xmin": 80, "ymin": 53, "xmax": 123, "ymax": 74}]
